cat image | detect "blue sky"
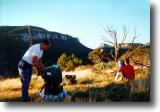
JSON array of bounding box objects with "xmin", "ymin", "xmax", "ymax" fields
[{"xmin": 0, "ymin": 0, "xmax": 150, "ymax": 49}]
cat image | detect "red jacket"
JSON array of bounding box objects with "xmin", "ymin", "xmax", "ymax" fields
[{"xmin": 121, "ymin": 64, "xmax": 135, "ymax": 78}]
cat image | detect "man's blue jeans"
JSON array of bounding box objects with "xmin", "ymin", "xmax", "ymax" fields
[{"xmin": 18, "ymin": 66, "xmax": 32, "ymax": 102}]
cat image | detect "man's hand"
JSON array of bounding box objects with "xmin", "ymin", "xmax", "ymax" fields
[{"xmin": 33, "ymin": 55, "xmax": 44, "ymax": 77}]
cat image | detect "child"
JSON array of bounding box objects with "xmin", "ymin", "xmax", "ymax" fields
[{"xmin": 114, "ymin": 60, "xmax": 125, "ymax": 82}]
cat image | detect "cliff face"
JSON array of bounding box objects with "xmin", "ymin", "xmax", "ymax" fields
[
  {"xmin": 19, "ymin": 29, "xmax": 79, "ymax": 42},
  {"xmin": 0, "ymin": 26, "xmax": 91, "ymax": 77}
]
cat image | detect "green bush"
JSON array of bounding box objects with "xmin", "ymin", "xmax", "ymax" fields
[{"xmin": 57, "ymin": 53, "xmax": 83, "ymax": 71}]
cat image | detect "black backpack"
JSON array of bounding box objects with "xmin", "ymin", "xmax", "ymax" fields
[{"xmin": 42, "ymin": 64, "xmax": 63, "ymax": 95}]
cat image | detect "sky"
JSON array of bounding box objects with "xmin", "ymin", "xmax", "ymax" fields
[{"xmin": 0, "ymin": 0, "xmax": 150, "ymax": 49}]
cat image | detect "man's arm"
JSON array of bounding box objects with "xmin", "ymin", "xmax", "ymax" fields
[{"xmin": 32, "ymin": 55, "xmax": 44, "ymax": 76}]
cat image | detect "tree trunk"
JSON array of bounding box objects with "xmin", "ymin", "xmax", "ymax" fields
[{"xmin": 115, "ymin": 45, "xmax": 118, "ymax": 62}]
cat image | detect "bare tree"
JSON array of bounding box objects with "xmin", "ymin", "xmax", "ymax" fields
[{"xmin": 103, "ymin": 26, "xmax": 140, "ymax": 62}]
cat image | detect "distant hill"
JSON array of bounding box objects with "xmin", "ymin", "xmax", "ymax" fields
[
  {"xmin": 0, "ymin": 26, "xmax": 91, "ymax": 77},
  {"xmin": 98, "ymin": 42, "xmax": 150, "ymax": 62},
  {"xmin": 99, "ymin": 42, "xmax": 148, "ymax": 48}
]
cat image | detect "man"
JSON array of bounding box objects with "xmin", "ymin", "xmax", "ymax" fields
[{"xmin": 18, "ymin": 39, "xmax": 51, "ymax": 102}]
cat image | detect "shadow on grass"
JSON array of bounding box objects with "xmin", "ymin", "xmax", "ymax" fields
[
  {"xmin": 71, "ymin": 82, "xmax": 150, "ymax": 102},
  {"xmin": 0, "ymin": 97, "xmax": 22, "ymax": 102}
]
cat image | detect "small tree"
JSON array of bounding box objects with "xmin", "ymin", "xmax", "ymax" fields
[{"xmin": 57, "ymin": 53, "xmax": 68, "ymax": 70}]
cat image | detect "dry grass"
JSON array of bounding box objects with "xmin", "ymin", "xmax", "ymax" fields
[
  {"xmin": 62, "ymin": 68, "xmax": 93, "ymax": 79},
  {"xmin": 0, "ymin": 75, "xmax": 44, "ymax": 101},
  {"xmin": 0, "ymin": 78, "xmax": 21, "ymax": 90},
  {"xmin": 0, "ymin": 66, "xmax": 150, "ymax": 102}
]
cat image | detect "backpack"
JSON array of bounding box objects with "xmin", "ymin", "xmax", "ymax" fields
[{"xmin": 42, "ymin": 64, "xmax": 63, "ymax": 95}]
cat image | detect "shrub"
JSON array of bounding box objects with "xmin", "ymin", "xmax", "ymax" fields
[
  {"xmin": 105, "ymin": 61, "xmax": 116, "ymax": 69},
  {"xmin": 66, "ymin": 60, "xmax": 75, "ymax": 71},
  {"xmin": 88, "ymin": 48, "xmax": 102, "ymax": 64},
  {"xmin": 57, "ymin": 53, "xmax": 83, "ymax": 71},
  {"xmin": 93, "ymin": 62, "xmax": 106, "ymax": 70},
  {"xmin": 57, "ymin": 53, "xmax": 68, "ymax": 70}
]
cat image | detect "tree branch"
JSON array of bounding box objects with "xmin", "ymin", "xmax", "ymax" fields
[
  {"xmin": 104, "ymin": 40, "xmax": 115, "ymax": 45},
  {"xmin": 106, "ymin": 26, "xmax": 116, "ymax": 43},
  {"xmin": 119, "ymin": 26, "xmax": 127, "ymax": 48},
  {"xmin": 109, "ymin": 50, "xmax": 115, "ymax": 60},
  {"xmin": 125, "ymin": 27, "xmax": 140, "ymax": 57}
]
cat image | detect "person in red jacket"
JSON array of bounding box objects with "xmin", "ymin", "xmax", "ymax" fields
[
  {"xmin": 121, "ymin": 57, "xmax": 135, "ymax": 94},
  {"xmin": 121, "ymin": 58, "xmax": 135, "ymax": 79}
]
